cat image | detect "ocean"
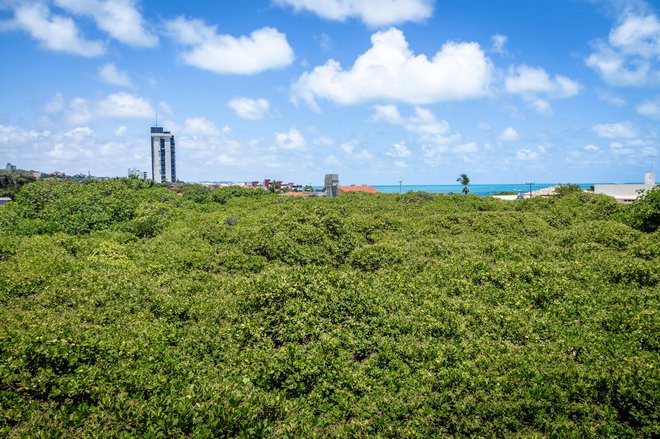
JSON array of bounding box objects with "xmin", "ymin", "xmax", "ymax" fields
[{"xmin": 372, "ymin": 183, "xmax": 594, "ymax": 196}]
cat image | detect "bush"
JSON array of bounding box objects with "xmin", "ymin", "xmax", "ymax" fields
[{"xmin": 628, "ymin": 186, "xmax": 660, "ymax": 232}]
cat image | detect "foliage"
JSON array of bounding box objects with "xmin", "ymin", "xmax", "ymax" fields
[
  {"xmin": 628, "ymin": 185, "xmax": 660, "ymax": 232},
  {"xmin": 211, "ymin": 185, "xmax": 274, "ymax": 204},
  {"xmin": 555, "ymin": 184, "xmax": 583, "ymax": 196},
  {"xmin": 0, "ymin": 185, "xmax": 658, "ymax": 437},
  {"xmin": 0, "ymin": 170, "xmax": 37, "ymax": 198}
]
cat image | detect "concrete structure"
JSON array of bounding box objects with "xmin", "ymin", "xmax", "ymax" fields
[
  {"xmin": 5, "ymin": 163, "xmax": 16, "ymax": 170},
  {"xmin": 338, "ymin": 185, "xmax": 380, "ymax": 194},
  {"xmin": 644, "ymin": 172, "xmax": 656, "ymax": 185},
  {"xmin": 150, "ymin": 126, "xmax": 176, "ymax": 183},
  {"xmin": 324, "ymin": 174, "xmax": 339, "ymax": 197},
  {"xmin": 593, "ymin": 184, "xmax": 655, "ymax": 204},
  {"xmin": 0, "ymin": 197, "xmax": 11, "ymax": 207}
]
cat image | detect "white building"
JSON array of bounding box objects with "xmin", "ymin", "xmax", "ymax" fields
[
  {"xmin": 593, "ymin": 184, "xmax": 655, "ymax": 204},
  {"xmin": 150, "ymin": 126, "xmax": 176, "ymax": 183}
]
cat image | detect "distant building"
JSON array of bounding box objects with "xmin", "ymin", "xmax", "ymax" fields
[
  {"xmin": 338, "ymin": 185, "xmax": 380, "ymax": 194},
  {"xmin": 0, "ymin": 197, "xmax": 11, "ymax": 207},
  {"xmin": 594, "ymin": 184, "xmax": 655, "ymax": 204},
  {"xmin": 644, "ymin": 172, "xmax": 656, "ymax": 185},
  {"xmin": 325, "ymin": 174, "xmax": 339, "ymax": 197},
  {"xmin": 150, "ymin": 126, "xmax": 176, "ymax": 183},
  {"xmin": 5, "ymin": 163, "xmax": 16, "ymax": 170}
]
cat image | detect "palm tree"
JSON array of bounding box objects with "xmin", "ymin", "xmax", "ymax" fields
[{"xmin": 457, "ymin": 173, "xmax": 470, "ymax": 194}]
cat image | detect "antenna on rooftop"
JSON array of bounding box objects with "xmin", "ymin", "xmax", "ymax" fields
[{"xmin": 155, "ymin": 113, "xmax": 158, "ymax": 127}]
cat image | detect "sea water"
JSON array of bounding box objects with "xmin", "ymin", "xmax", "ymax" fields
[{"xmin": 372, "ymin": 183, "xmax": 594, "ymax": 196}]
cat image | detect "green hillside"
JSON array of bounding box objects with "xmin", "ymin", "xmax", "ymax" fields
[{"xmin": 0, "ymin": 180, "xmax": 658, "ymax": 437}]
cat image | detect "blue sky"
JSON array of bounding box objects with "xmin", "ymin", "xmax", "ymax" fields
[{"xmin": 0, "ymin": 0, "xmax": 658, "ymax": 185}]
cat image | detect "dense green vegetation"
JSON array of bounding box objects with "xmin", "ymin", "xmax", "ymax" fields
[{"xmin": 0, "ymin": 180, "xmax": 658, "ymax": 437}]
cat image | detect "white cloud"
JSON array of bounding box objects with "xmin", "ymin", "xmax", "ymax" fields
[
  {"xmin": 386, "ymin": 141, "xmax": 411, "ymax": 158},
  {"xmin": 637, "ymin": 97, "xmax": 660, "ymax": 119},
  {"xmin": 584, "ymin": 144, "xmax": 600, "ymax": 152},
  {"xmin": 293, "ymin": 28, "xmax": 492, "ymax": 110},
  {"xmin": 43, "ymin": 92, "xmax": 65, "ymax": 113},
  {"xmin": 273, "ymin": 0, "xmax": 434, "ymax": 26},
  {"xmin": 96, "ymin": 92, "xmax": 154, "ymax": 119},
  {"xmin": 609, "ymin": 13, "xmax": 660, "ymax": 58},
  {"xmin": 372, "ymin": 104, "xmax": 404, "ymax": 124},
  {"xmin": 394, "ymin": 160, "xmax": 408, "ymax": 168},
  {"xmin": 453, "ymin": 141, "xmax": 478, "ymax": 153},
  {"xmin": 314, "ymin": 135, "xmax": 334, "ymax": 146},
  {"xmin": 216, "ymin": 153, "xmax": 239, "ymax": 166},
  {"xmin": 373, "ymin": 105, "xmax": 449, "ymax": 136},
  {"xmin": 165, "ymin": 17, "xmax": 294, "ymax": 75},
  {"xmin": 505, "ymin": 65, "xmax": 580, "ymax": 98},
  {"xmin": 586, "ymin": 13, "xmax": 660, "ymax": 86},
  {"xmin": 227, "ymin": 97, "xmax": 271, "ymax": 120},
  {"xmin": 114, "ymin": 125, "xmax": 127, "ymax": 137},
  {"xmin": 477, "ymin": 122, "xmax": 491, "ymax": 131},
  {"xmin": 609, "ymin": 142, "xmax": 634, "ymax": 155},
  {"xmin": 592, "ymin": 122, "xmax": 636, "ymax": 138},
  {"xmin": 275, "ymin": 128, "xmax": 307, "ymax": 150},
  {"xmin": 490, "ymin": 34, "xmax": 507, "ymax": 54},
  {"xmin": 7, "ymin": 3, "xmax": 104, "ymax": 57},
  {"xmin": 339, "ymin": 139, "xmax": 374, "ymax": 160},
  {"xmin": 67, "ymin": 97, "xmax": 93, "ymax": 125},
  {"xmin": 516, "ymin": 148, "xmax": 539, "ymax": 161},
  {"xmin": 53, "ymin": 0, "xmax": 158, "ymax": 47},
  {"xmin": 597, "ymin": 90, "xmax": 627, "ymax": 107},
  {"xmin": 529, "ymin": 99, "xmax": 553, "ymax": 116},
  {"xmin": 421, "ymin": 144, "xmax": 448, "ymax": 165},
  {"xmin": 98, "ymin": 63, "xmax": 134, "ymax": 88},
  {"xmin": 182, "ymin": 117, "xmax": 220, "ymax": 136},
  {"xmin": 499, "ymin": 127, "xmax": 520, "ymax": 141}
]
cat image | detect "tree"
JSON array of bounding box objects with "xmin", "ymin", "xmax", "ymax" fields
[
  {"xmin": 457, "ymin": 173, "xmax": 470, "ymax": 194},
  {"xmin": 0, "ymin": 170, "xmax": 37, "ymax": 198}
]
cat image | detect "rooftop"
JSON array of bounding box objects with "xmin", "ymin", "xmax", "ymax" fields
[{"xmin": 337, "ymin": 185, "xmax": 380, "ymax": 194}]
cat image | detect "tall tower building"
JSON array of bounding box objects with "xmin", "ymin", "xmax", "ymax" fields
[{"xmin": 150, "ymin": 126, "xmax": 176, "ymax": 183}]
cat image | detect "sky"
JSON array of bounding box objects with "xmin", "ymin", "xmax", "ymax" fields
[{"xmin": 0, "ymin": 0, "xmax": 659, "ymax": 185}]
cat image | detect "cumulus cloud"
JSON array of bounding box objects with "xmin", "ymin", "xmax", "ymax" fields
[
  {"xmin": 592, "ymin": 122, "xmax": 636, "ymax": 138},
  {"xmin": 96, "ymin": 92, "xmax": 154, "ymax": 119},
  {"xmin": 386, "ymin": 141, "xmax": 411, "ymax": 158},
  {"xmin": 339, "ymin": 139, "xmax": 374, "ymax": 160},
  {"xmin": 505, "ymin": 65, "xmax": 580, "ymax": 98},
  {"xmin": 98, "ymin": 63, "xmax": 134, "ymax": 88},
  {"xmin": 227, "ymin": 97, "xmax": 271, "ymax": 120},
  {"xmin": 293, "ymin": 28, "xmax": 492, "ymax": 110},
  {"xmin": 181, "ymin": 117, "xmax": 221, "ymax": 136},
  {"xmin": 5, "ymin": 3, "xmax": 104, "ymax": 57},
  {"xmin": 504, "ymin": 65, "xmax": 580, "ymax": 115},
  {"xmin": 584, "ymin": 144, "xmax": 600, "ymax": 152},
  {"xmin": 275, "ymin": 128, "xmax": 306, "ymax": 150},
  {"xmin": 637, "ymin": 97, "xmax": 660, "ymax": 119},
  {"xmin": 499, "ymin": 127, "xmax": 520, "ymax": 141},
  {"xmin": 165, "ymin": 16, "xmax": 294, "ymax": 75},
  {"xmin": 586, "ymin": 13, "xmax": 660, "ymax": 86},
  {"xmin": 273, "ymin": 0, "xmax": 434, "ymax": 26},
  {"xmin": 373, "ymin": 105, "xmax": 449, "ymax": 136},
  {"xmin": 54, "ymin": 0, "xmax": 158, "ymax": 47}
]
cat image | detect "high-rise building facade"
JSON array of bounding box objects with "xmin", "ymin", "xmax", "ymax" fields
[{"xmin": 150, "ymin": 126, "xmax": 176, "ymax": 183}]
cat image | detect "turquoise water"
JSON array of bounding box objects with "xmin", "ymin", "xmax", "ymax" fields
[{"xmin": 372, "ymin": 183, "xmax": 594, "ymax": 196}]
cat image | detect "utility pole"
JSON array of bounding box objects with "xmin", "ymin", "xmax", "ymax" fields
[
  {"xmin": 399, "ymin": 180, "xmax": 402, "ymax": 194},
  {"xmin": 525, "ymin": 182, "xmax": 535, "ymax": 199}
]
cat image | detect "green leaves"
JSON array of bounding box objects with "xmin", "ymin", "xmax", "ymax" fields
[{"xmin": 0, "ymin": 184, "xmax": 658, "ymax": 436}]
